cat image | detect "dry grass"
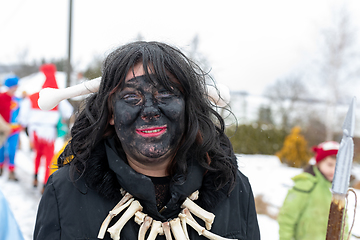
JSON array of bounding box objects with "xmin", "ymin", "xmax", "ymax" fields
[
  {"xmin": 353, "ymin": 181, "xmax": 360, "ymax": 190},
  {"xmin": 254, "ymin": 194, "xmax": 278, "ymax": 220}
]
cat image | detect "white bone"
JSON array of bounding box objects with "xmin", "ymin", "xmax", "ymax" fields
[
  {"xmin": 181, "ymin": 208, "xmax": 197, "ymax": 223},
  {"xmin": 162, "ymin": 222, "xmax": 173, "ymax": 240},
  {"xmin": 188, "ymin": 190, "xmax": 199, "ymax": 201},
  {"xmin": 38, "ymin": 77, "xmax": 101, "ymax": 110},
  {"xmin": 107, "ymin": 200, "xmax": 143, "ymax": 240},
  {"xmin": 170, "ymin": 218, "xmax": 187, "ymax": 240},
  {"xmin": 147, "ymin": 220, "xmax": 164, "ymax": 240},
  {"xmin": 110, "ymin": 198, "xmax": 134, "ymax": 216},
  {"xmin": 182, "ymin": 215, "xmax": 237, "ymax": 240},
  {"xmin": 134, "ymin": 211, "xmax": 148, "ymax": 225},
  {"xmin": 178, "ymin": 213, "xmax": 190, "ymax": 240},
  {"xmin": 138, "ymin": 216, "xmax": 152, "ymax": 240},
  {"xmin": 201, "ymin": 229, "xmax": 237, "ymax": 240},
  {"xmin": 97, "ymin": 193, "xmax": 134, "ymax": 239},
  {"xmin": 181, "ymin": 214, "xmax": 204, "ymax": 236},
  {"xmin": 115, "ymin": 193, "xmax": 133, "ymax": 208},
  {"xmin": 120, "ymin": 188, "xmax": 126, "ymax": 196},
  {"xmin": 181, "ymin": 198, "xmax": 215, "ymax": 230}
]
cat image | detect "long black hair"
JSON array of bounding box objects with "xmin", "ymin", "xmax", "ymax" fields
[{"xmin": 60, "ymin": 41, "xmax": 236, "ymax": 192}]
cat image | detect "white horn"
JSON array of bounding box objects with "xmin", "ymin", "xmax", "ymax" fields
[
  {"xmin": 38, "ymin": 77, "xmax": 101, "ymax": 111},
  {"xmin": 38, "ymin": 76, "xmax": 229, "ymax": 110}
]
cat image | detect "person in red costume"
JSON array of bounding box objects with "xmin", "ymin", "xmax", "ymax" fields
[{"xmin": 18, "ymin": 64, "xmax": 73, "ymax": 192}]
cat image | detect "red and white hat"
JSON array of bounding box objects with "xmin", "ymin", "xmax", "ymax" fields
[
  {"xmin": 40, "ymin": 64, "xmax": 58, "ymax": 89},
  {"xmin": 312, "ymin": 141, "xmax": 339, "ymax": 163},
  {"xmin": 29, "ymin": 64, "xmax": 59, "ymax": 111}
]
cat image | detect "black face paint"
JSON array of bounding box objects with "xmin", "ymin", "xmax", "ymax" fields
[{"xmin": 113, "ymin": 75, "xmax": 185, "ymax": 165}]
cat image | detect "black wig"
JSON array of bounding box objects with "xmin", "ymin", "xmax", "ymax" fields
[{"xmin": 60, "ymin": 41, "xmax": 236, "ymax": 192}]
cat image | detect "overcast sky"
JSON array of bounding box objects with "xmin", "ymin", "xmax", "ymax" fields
[{"xmin": 1, "ymin": 0, "xmax": 360, "ymax": 95}]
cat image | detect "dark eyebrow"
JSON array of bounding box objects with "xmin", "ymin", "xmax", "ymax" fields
[
  {"xmin": 124, "ymin": 75, "xmax": 149, "ymax": 88},
  {"xmin": 124, "ymin": 76, "xmax": 137, "ymax": 86},
  {"xmin": 123, "ymin": 82, "xmax": 137, "ymax": 89},
  {"xmin": 125, "ymin": 76, "xmax": 137, "ymax": 83}
]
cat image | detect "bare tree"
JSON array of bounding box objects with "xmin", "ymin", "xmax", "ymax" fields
[
  {"xmin": 257, "ymin": 105, "xmax": 274, "ymax": 125},
  {"xmin": 184, "ymin": 34, "xmax": 212, "ymax": 75},
  {"xmin": 316, "ymin": 5, "xmax": 360, "ymax": 140},
  {"xmin": 296, "ymin": 108, "xmax": 328, "ymax": 148},
  {"xmin": 83, "ymin": 55, "xmax": 103, "ymax": 80},
  {"xmin": 264, "ymin": 73, "xmax": 309, "ymax": 131},
  {"xmin": 10, "ymin": 49, "xmax": 39, "ymax": 78}
]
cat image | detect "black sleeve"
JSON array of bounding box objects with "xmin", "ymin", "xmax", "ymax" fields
[
  {"xmin": 246, "ymin": 183, "xmax": 261, "ymax": 239},
  {"xmin": 222, "ymin": 132, "xmax": 261, "ymax": 239},
  {"xmin": 33, "ymin": 175, "xmax": 61, "ymax": 240}
]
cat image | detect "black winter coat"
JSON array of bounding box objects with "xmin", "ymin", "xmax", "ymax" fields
[{"xmin": 34, "ymin": 138, "xmax": 260, "ymax": 240}]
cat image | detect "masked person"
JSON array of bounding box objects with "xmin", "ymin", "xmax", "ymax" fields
[
  {"xmin": 33, "ymin": 41, "xmax": 260, "ymax": 240},
  {"xmin": 278, "ymin": 141, "xmax": 339, "ymax": 240}
]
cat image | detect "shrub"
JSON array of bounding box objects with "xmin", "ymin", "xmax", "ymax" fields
[
  {"xmin": 226, "ymin": 123, "xmax": 287, "ymax": 155},
  {"xmin": 275, "ymin": 126, "xmax": 311, "ymax": 168}
]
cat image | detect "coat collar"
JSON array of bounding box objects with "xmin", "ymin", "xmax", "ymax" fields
[
  {"xmin": 105, "ymin": 137, "xmax": 205, "ymax": 221},
  {"xmin": 83, "ymin": 137, "xmax": 232, "ymax": 221}
]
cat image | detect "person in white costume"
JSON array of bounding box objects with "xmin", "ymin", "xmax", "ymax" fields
[{"xmin": 18, "ymin": 64, "xmax": 73, "ymax": 191}]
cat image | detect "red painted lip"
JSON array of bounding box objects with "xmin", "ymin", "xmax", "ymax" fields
[{"xmin": 136, "ymin": 126, "xmax": 167, "ymax": 137}]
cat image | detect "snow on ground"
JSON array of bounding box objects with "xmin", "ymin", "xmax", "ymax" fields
[
  {"xmin": 0, "ymin": 133, "xmax": 63, "ymax": 240},
  {"xmin": 0, "ymin": 149, "xmax": 42, "ymax": 240},
  {"xmin": 0, "ymin": 136, "xmax": 359, "ymax": 239},
  {"xmin": 238, "ymin": 154, "xmax": 360, "ymax": 240}
]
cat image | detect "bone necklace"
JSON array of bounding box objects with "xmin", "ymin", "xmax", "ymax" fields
[{"xmin": 98, "ymin": 190, "xmax": 237, "ymax": 240}]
